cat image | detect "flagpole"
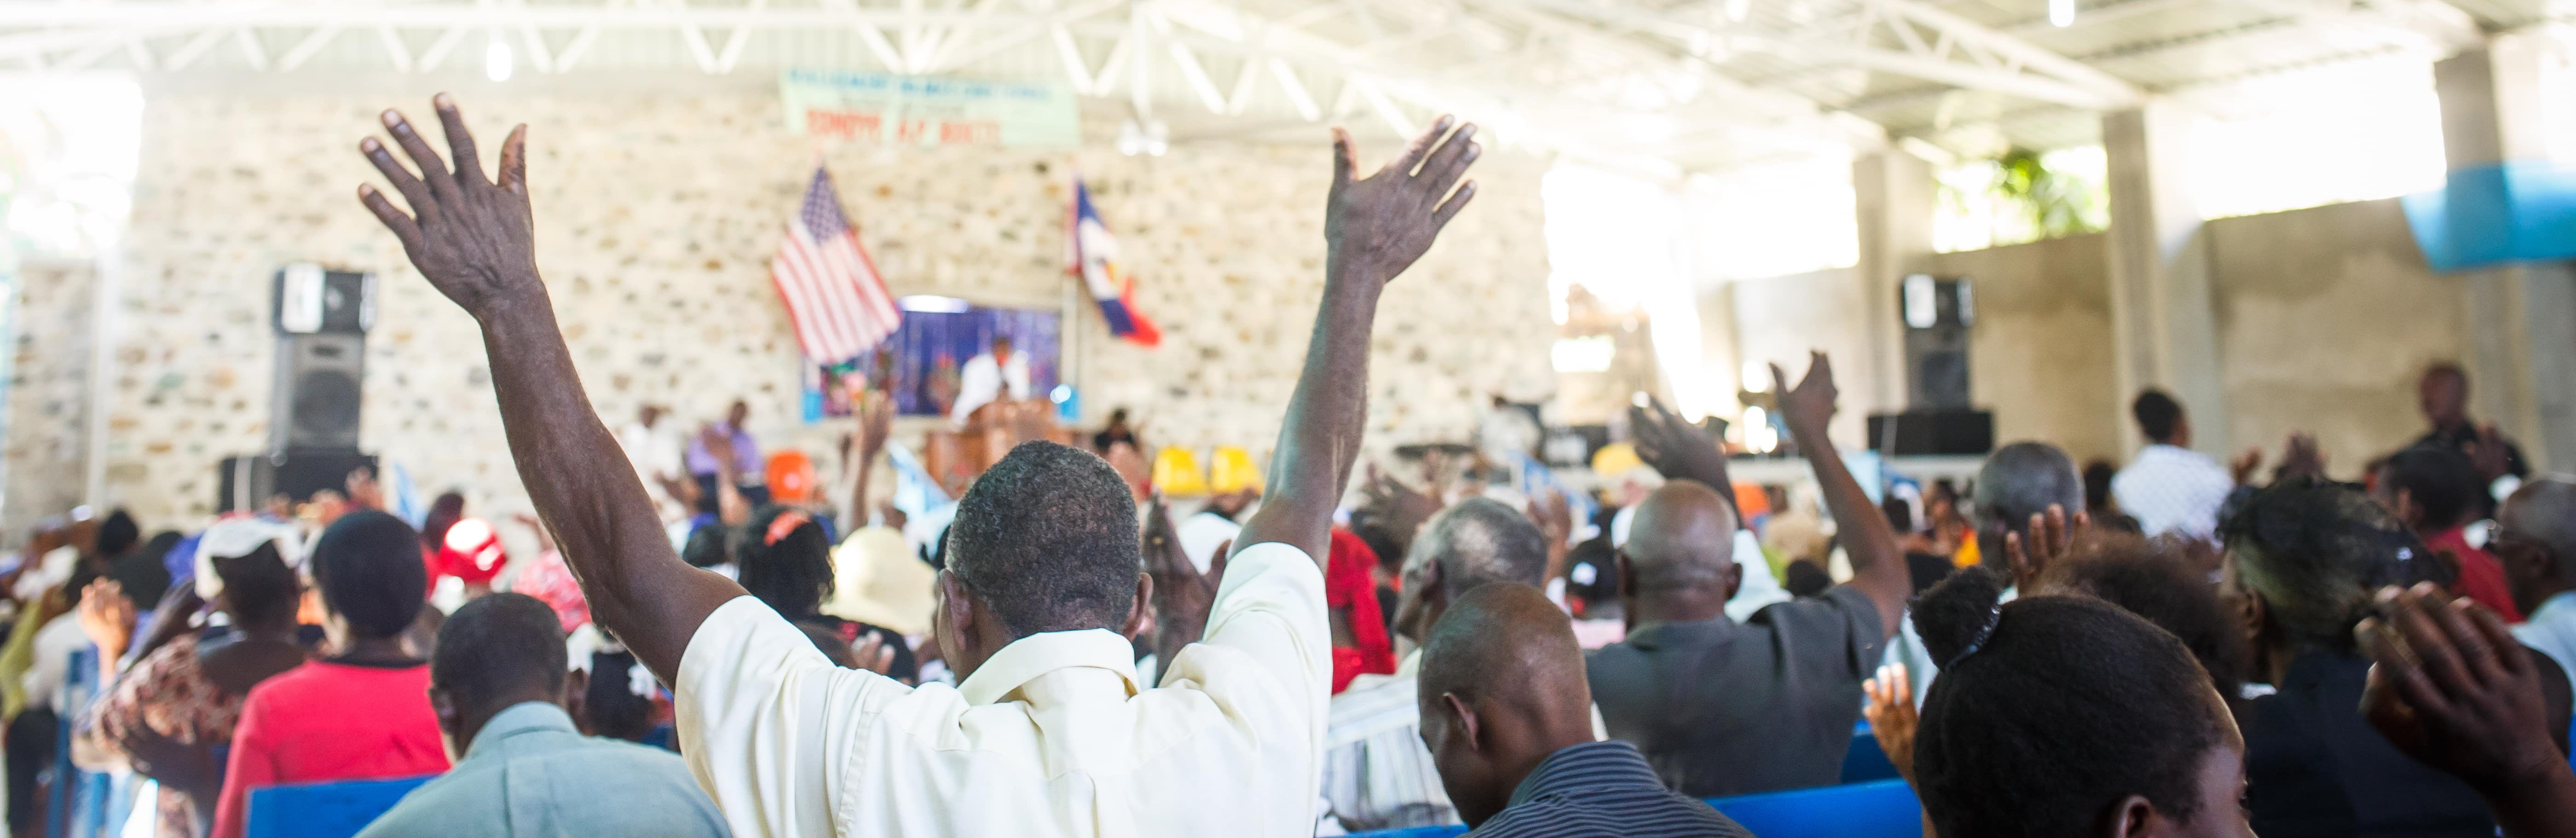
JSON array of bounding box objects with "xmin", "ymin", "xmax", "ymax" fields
[{"xmin": 1062, "ymin": 169, "xmax": 1084, "ymax": 422}]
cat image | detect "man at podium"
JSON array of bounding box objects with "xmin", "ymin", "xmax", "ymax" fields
[{"xmin": 949, "ymin": 334, "xmax": 1031, "ymax": 426}]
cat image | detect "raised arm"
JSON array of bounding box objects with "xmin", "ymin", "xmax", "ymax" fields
[
  {"xmin": 354, "ymin": 95, "xmax": 740, "ymax": 683},
  {"xmin": 1230, "ymin": 118, "xmax": 1481, "ymax": 565},
  {"xmin": 1629, "ymin": 396, "xmax": 1741, "ymax": 525},
  {"xmin": 1771, "ymin": 353, "xmax": 1908, "ymax": 638}
]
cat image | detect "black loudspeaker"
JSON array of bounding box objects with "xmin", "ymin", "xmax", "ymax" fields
[
  {"xmin": 1868, "ymin": 410, "xmax": 1995, "ymax": 456},
  {"xmin": 218, "ymin": 451, "xmax": 380, "ymax": 511},
  {"xmin": 1900, "ymin": 275, "xmax": 1973, "ymax": 410},
  {"xmin": 269, "ymin": 265, "xmax": 373, "ymax": 456},
  {"xmin": 271, "ymin": 333, "xmax": 364, "ymax": 453}
]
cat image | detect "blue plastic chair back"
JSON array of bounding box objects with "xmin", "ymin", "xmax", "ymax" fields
[
  {"xmin": 244, "ymin": 775, "xmax": 436, "ymax": 838},
  {"xmin": 1840, "ymin": 722, "xmax": 1900, "ymax": 784},
  {"xmin": 1707, "ymin": 779, "xmax": 1921, "ymax": 838}
]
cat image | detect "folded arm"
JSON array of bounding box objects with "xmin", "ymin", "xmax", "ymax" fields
[
  {"xmin": 1231, "ymin": 118, "xmax": 1481, "ymax": 565},
  {"xmin": 356, "ymin": 95, "xmax": 741, "ymax": 683}
]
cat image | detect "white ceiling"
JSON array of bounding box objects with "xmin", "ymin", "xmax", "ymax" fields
[{"xmin": 0, "ymin": 0, "xmax": 2545, "ymax": 173}]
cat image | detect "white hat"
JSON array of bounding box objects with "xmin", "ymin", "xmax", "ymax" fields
[{"xmin": 193, "ymin": 518, "xmax": 308, "ymax": 599}]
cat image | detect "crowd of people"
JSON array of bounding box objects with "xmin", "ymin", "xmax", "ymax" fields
[{"xmin": 0, "ymin": 92, "xmax": 2570, "ymax": 838}]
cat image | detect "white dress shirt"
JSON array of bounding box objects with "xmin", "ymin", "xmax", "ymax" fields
[
  {"xmin": 1176, "ymin": 511, "xmax": 1243, "ymax": 576},
  {"xmin": 677, "ymin": 541, "xmax": 1329, "ymax": 838},
  {"xmin": 2515, "ymin": 591, "xmax": 2576, "ymax": 696},
  {"xmin": 950, "ymin": 351, "xmax": 1033, "ymax": 425},
  {"xmin": 2112, "ymin": 444, "xmax": 2234, "ymax": 542}
]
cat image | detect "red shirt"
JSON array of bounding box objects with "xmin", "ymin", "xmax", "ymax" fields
[
  {"xmin": 2429, "ymin": 527, "xmax": 2524, "ymax": 623},
  {"xmin": 211, "ymin": 660, "xmax": 450, "ymax": 838}
]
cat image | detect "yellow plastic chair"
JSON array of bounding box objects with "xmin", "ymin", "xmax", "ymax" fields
[
  {"xmin": 1153, "ymin": 446, "xmax": 1209, "ymax": 497},
  {"xmin": 1209, "ymin": 446, "xmax": 1264, "ymax": 495}
]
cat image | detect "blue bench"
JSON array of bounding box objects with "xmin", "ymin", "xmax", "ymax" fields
[
  {"xmin": 1710, "ymin": 779, "xmax": 1920, "ymax": 838},
  {"xmin": 244, "ymin": 775, "xmax": 436, "ymax": 838},
  {"xmin": 1841, "ymin": 722, "xmax": 1901, "ymax": 784}
]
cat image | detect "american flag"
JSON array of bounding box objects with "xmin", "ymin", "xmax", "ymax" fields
[{"xmin": 771, "ymin": 167, "xmax": 901, "ymax": 366}]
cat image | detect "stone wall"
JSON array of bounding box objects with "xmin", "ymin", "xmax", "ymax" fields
[
  {"xmin": 5, "ymin": 259, "xmax": 96, "ymax": 537},
  {"xmin": 20, "ymin": 89, "xmax": 1552, "ymax": 530}
]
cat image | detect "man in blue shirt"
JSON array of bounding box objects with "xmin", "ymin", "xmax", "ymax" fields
[
  {"xmin": 1417, "ymin": 584, "xmax": 1749, "ymax": 838},
  {"xmin": 359, "ymin": 594, "xmax": 728, "ymax": 838}
]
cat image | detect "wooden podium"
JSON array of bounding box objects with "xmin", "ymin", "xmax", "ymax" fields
[{"xmin": 921, "ymin": 399, "xmax": 1074, "ymax": 498}]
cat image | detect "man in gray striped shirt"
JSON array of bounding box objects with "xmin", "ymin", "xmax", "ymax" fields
[{"xmin": 1418, "ymin": 584, "xmax": 1751, "ymax": 838}]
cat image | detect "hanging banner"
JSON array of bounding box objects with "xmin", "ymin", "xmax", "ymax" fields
[{"xmin": 781, "ymin": 69, "xmax": 1080, "ymax": 147}]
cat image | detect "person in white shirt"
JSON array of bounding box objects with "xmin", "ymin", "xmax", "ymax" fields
[
  {"xmin": 948, "ymin": 335, "xmax": 1033, "ymax": 425},
  {"xmin": 616, "ymin": 404, "xmax": 688, "ymax": 521},
  {"xmin": 352, "ymin": 93, "xmax": 1484, "ymax": 837},
  {"xmin": 2499, "ymin": 477, "xmax": 2576, "ymax": 694},
  {"xmin": 2110, "ymin": 389, "xmax": 2235, "ymax": 543},
  {"xmin": 1326, "ymin": 498, "xmax": 1553, "ymax": 832},
  {"xmin": 1178, "ymin": 490, "xmax": 1257, "ymax": 575}
]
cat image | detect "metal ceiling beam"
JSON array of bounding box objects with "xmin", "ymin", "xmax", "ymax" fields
[
  {"xmin": 0, "ymin": 5, "xmax": 1090, "ymax": 29},
  {"xmin": 1468, "ymin": 0, "xmax": 2139, "ymax": 110}
]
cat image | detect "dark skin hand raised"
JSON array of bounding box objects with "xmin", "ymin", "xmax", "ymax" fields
[
  {"xmin": 1230, "ymin": 117, "xmax": 1479, "ymax": 565},
  {"xmin": 357, "ymin": 95, "xmax": 744, "ymax": 684},
  {"xmin": 1771, "ymin": 353, "xmax": 1909, "ymax": 638},
  {"xmin": 2357, "ymin": 584, "xmax": 2576, "ymax": 838}
]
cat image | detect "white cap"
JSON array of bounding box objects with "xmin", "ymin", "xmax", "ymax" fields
[{"xmin": 193, "ymin": 518, "xmax": 308, "ymax": 600}]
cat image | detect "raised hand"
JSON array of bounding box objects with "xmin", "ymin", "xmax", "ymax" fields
[
  {"xmin": 75, "ymin": 578, "xmax": 136, "ymax": 664},
  {"xmin": 2275, "ymin": 432, "xmax": 2328, "ymax": 482},
  {"xmin": 1862, "ymin": 664, "xmax": 1919, "ymax": 785},
  {"xmin": 2357, "ymin": 584, "xmax": 2576, "ymax": 838},
  {"xmin": 2230, "ymin": 447, "xmax": 2264, "ymax": 486},
  {"xmin": 1356, "ymin": 463, "xmax": 1443, "ymax": 557},
  {"xmin": 2469, "ymin": 422, "xmax": 2515, "ymax": 484},
  {"xmin": 1143, "ymin": 499, "xmax": 1220, "ymax": 682},
  {"xmin": 357, "ymin": 94, "xmax": 540, "ymax": 319},
  {"xmin": 1770, "ymin": 352, "xmax": 1840, "ymax": 436},
  {"xmin": 2003, "ymin": 503, "xmax": 2088, "ymax": 591},
  {"xmin": 1324, "ymin": 117, "xmax": 1480, "ymax": 287},
  {"xmin": 1628, "ymin": 396, "xmax": 1733, "ymax": 499}
]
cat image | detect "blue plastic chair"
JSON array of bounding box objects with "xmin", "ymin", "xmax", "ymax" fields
[
  {"xmin": 244, "ymin": 775, "xmax": 437, "ymax": 838},
  {"xmin": 1841, "ymin": 722, "xmax": 1901, "ymax": 784},
  {"xmin": 1706, "ymin": 778, "xmax": 1921, "ymax": 838}
]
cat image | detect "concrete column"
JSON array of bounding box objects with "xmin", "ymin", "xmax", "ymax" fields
[
  {"xmin": 2433, "ymin": 37, "xmax": 2576, "ymax": 471},
  {"xmin": 1851, "ymin": 150, "xmax": 1935, "ymax": 422},
  {"xmin": 2102, "ymin": 102, "xmax": 2229, "ymax": 457}
]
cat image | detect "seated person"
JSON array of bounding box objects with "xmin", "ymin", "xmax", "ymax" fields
[
  {"xmin": 2501, "ymin": 477, "xmax": 2576, "ymax": 690},
  {"xmin": 2377, "ymin": 445, "xmax": 2521, "ymax": 620},
  {"xmin": 1587, "ymin": 354, "xmax": 1910, "ymax": 798},
  {"xmin": 213, "ymin": 511, "xmax": 449, "ymax": 838},
  {"xmin": 358, "ymin": 593, "xmax": 726, "ymax": 838},
  {"xmin": 1324, "ymin": 498, "xmax": 1552, "ymax": 831},
  {"xmin": 1911, "ymin": 564, "xmax": 2251, "ymax": 836},
  {"xmin": 2222, "ymin": 478, "xmax": 2508, "ymax": 837},
  {"xmin": 1418, "ymin": 584, "xmax": 1749, "ymax": 837},
  {"xmin": 738, "ymin": 505, "xmax": 910, "ymax": 680}
]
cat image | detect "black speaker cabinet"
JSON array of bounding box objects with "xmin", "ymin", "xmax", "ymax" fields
[
  {"xmin": 270, "ymin": 264, "xmax": 373, "ymax": 456},
  {"xmin": 219, "ymin": 450, "xmax": 379, "ymax": 512},
  {"xmin": 1900, "ymin": 275, "xmax": 1973, "ymax": 410},
  {"xmin": 1867, "ymin": 410, "xmax": 1995, "ymax": 457},
  {"xmin": 271, "ymin": 333, "xmax": 364, "ymax": 453}
]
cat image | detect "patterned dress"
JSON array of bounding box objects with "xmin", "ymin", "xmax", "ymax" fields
[{"xmin": 85, "ymin": 635, "xmax": 248, "ymax": 838}]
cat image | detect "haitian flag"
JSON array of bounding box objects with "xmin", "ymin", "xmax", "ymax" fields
[{"xmin": 1066, "ymin": 179, "xmax": 1161, "ymax": 347}]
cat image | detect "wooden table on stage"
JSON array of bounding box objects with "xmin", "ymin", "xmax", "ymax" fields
[{"xmin": 921, "ymin": 399, "xmax": 1074, "ymax": 497}]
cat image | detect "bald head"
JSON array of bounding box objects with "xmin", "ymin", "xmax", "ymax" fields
[
  {"xmin": 1420, "ymin": 584, "xmax": 1589, "ymax": 715},
  {"xmin": 2502, "ymin": 477, "xmax": 2576, "ymax": 587},
  {"xmin": 1417, "ymin": 584, "xmax": 1596, "ymax": 826},
  {"xmin": 1624, "ymin": 480, "xmax": 1739, "ymax": 591},
  {"xmin": 1409, "ymin": 497, "xmax": 1551, "ymax": 601}
]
